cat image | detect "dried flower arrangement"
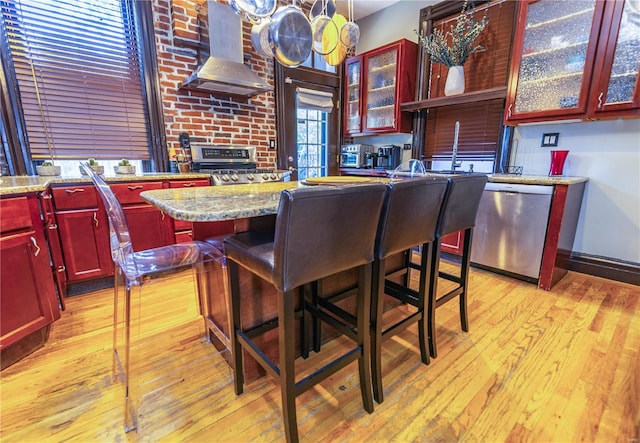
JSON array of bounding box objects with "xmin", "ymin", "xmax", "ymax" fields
[{"xmin": 415, "ymin": 0, "xmax": 488, "ymax": 67}]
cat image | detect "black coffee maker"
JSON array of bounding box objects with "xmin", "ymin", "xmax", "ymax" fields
[{"xmin": 376, "ymin": 145, "xmax": 402, "ymax": 170}]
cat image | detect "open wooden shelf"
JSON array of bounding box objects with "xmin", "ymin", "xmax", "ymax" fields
[{"xmin": 401, "ymin": 86, "xmax": 508, "ymax": 112}]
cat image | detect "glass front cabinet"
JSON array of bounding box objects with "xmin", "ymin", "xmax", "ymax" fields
[
  {"xmin": 505, "ymin": 0, "xmax": 639, "ymax": 124},
  {"xmin": 343, "ymin": 39, "xmax": 417, "ymax": 136}
]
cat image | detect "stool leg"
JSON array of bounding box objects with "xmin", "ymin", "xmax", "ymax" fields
[
  {"xmin": 311, "ymin": 280, "xmax": 322, "ymax": 353},
  {"xmin": 459, "ymin": 228, "xmax": 473, "ymax": 332},
  {"xmin": 357, "ymin": 264, "xmax": 374, "ymax": 413},
  {"xmin": 370, "ymin": 258, "xmax": 385, "ymax": 404},
  {"xmin": 427, "ymin": 240, "xmax": 441, "ymax": 359},
  {"xmin": 279, "ymin": 289, "xmax": 298, "ymax": 443},
  {"xmin": 228, "ymin": 260, "xmax": 244, "ymax": 395},
  {"xmin": 417, "ymin": 244, "xmax": 431, "ymax": 366}
]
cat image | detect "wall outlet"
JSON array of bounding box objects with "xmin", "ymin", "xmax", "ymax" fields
[{"xmin": 541, "ymin": 133, "xmax": 559, "ymax": 147}]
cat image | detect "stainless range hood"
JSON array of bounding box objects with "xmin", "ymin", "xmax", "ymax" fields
[{"xmin": 180, "ymin": 1, "xmax": 272, "ymax": 98}]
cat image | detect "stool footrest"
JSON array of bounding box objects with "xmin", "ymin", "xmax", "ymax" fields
[
  {"xmin": 236, "ymin": 329, "xmax": 280, "ymax": 379},
  {"xmin": 294, "ymin": 347, "xmax": 361, "ymax": 396},
  {"xmin": 435, "ymin": 286, "xmax": 464, "ymax": 308},
  {"xmin": 439, "ymin": 271, "xmax": 462, "ymax": 284},
  {"xmin": 384, "ymin": 280, "xmax": 420, "ymax": 307},
  {"xmin": 382, "ymin": 311, "xmax": 422, "ymax": 339},
  {"xmin": 312, "ymin": 303, "xmax": 358, "ymax": 342}
]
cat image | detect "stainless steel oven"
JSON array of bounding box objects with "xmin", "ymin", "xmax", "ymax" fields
[{"xmin": 191, "ymin": 145, "xmax": 291, "ymax": 185}]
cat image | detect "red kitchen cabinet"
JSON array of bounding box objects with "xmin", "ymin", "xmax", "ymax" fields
[
  {"xmin": 52, "ymin": 185, "xmax": 113, "ymax": 283},
  {"xmin": 111, "ymin": 181, "xmax": 174, "ymax": 250},
  {"xmin": 505, "ymin": 0, "xmax": 639, "ymax": 124},
  {"xmin": 1, "ymin": 195, "xmax": 61, "ymax": 352},
  {"xmin": 589, "ymin": 0, "xmax": 640, "ymax": 116},
  {"xmin": 343, "ymin": 39, "xmax": 418, "ymax": 136},
  {"xmin": 168, "ymin": 178, "xmax": 211, "ymax": 242}
]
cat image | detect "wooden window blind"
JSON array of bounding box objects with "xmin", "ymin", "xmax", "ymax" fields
[
  {"xmin": 425, "ymin": 99, "xmax": 505, "ymax": 159},
  {"xmin": 1, "ymin": 0, "xmax": 150, "ymax": 161},
  {"xmin": 424, "ymin": 0, "xmax": 515, "ymax": 160}
]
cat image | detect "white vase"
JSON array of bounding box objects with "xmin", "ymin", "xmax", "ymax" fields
[{"xmin": 444, "ymin": 65, "xmax": 465, "ymax": 96}]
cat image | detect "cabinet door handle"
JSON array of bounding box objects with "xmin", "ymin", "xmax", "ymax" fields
[
  {"xmin": 127, "ymin": 185, "xmax": 144, "ymax": 191},
  {"xmin": 508, "ymin": 104, "xmax": 513, "ymax": 118},
  {"xmin": 30, "ymin": 236, "xmax": 41, "ymax": 256},
  {"xmin": 598, "ymin": 92, "xmax": 604, "ymax": 108},
  {"xmin": 161, "ymin": 212, "xmax": 166, "ymax": 220},
  {"xmin": 182, "ymin": 182, "xmax": 196, "ymax": 187},
  {"xmin": 65, "ymin": 188, "xmax": 86, "ymax": 194},
  {"xmin": 93, "ymin": 212, "xmax": 99, "ymax": 227}
]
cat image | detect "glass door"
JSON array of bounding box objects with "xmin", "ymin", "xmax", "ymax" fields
[
  {"xmin": 364, "ymin": 46, "xmax": 399, "ymax": 132},
  {"xmin": 296, "ymin": 107, "xmax": 329, "ymax": 180},
  {"xmin": 344, "ymin": 57, "xmax": 362, "ymax": 136}
]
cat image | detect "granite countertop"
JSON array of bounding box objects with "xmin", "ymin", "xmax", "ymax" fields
[
  {"xmin": 486, "ymin": 174, "xmax": 588, "ymax": 185},
  {"xmin": 141, "ymin": 181, "xmax": 305, "ymax": 222},
  {"xmin": 0, "ymin": 173, "xmax": 211, "ymax": 196}
]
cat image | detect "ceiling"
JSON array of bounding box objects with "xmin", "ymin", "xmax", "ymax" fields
[{"xmin": 334, "ymin": 0, "xmax": 403, "ymax": 20}]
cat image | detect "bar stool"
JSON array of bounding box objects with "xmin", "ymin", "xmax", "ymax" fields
[
  {"xmin": 224, "ymin": 184, "xmax": 387, "ymax": 443},
  {"xmin": 370, "ymin": 176, "xmax": 449, "ymax": 403},
  {"xmin": 427, "ymin": 174, "xmax": 488, "ymax": 358},
  {"xmin": 80, "ymin": 163, "xmax": 223, "ymax": 432}
]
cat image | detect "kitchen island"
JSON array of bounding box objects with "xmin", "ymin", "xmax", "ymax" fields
[{"xmin": 140, "ymin": 179, "xmax": 405, "ymax": 382}]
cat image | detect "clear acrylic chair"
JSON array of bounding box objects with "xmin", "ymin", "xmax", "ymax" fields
[
  {"xmin": 79, "ymin": 162, "xmax": 225, "ymax": 432},
  {"xmin": 389, "ymin": 159, "xmax": 427, "ymax": 179}
]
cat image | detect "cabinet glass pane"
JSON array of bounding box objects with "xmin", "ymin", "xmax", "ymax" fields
[
  {"xmin": 366, "ymin": 48, "xmax": 397, "ymax": 129},
  {"xmin": 605, "ymin": 0, "xmax": 640, "ymax": 104},
  {"xmin": 514, "ymin": 0, "xmax": 596, "ymax": 113},
  {"xmin": 346, "ymin": 61, "xmax": 361, "ymax": 132}
]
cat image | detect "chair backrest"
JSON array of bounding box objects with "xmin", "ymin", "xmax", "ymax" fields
[
  {"xmin": 272, "ymin": 184, "xmax": 387, "ymax": 292},
  {"xmin": 79, "ymin": 162, "xmax": 134, "ymax": 271},
  {"xmin": 436, "ymin": 174, "xmax": 488, "ymax": 237},
  {"xmin": 375, "ymin": 177, "xmax": 449, "ymax": 260}
]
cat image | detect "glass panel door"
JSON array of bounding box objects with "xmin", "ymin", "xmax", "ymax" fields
[
  {"xmin": 365, "ymin": 47, "xmax": 398, "ymax": 130},
  {"xmin": 296, "ymin": 108, "xmax": 328, "ymax": 180}
]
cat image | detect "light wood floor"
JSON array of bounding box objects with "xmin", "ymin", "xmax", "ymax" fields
[{"xmin": 1, "ymin": 262, "xmax": 639, "ymax": 442}]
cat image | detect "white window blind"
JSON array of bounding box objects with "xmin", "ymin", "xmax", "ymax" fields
[
  {"xmin": 296, "ymin": 87, "xmax": 334, "ymax": 113},
  {"xmin": 2, "ymin": 0, "xmax": 150, "ymax": 160}
]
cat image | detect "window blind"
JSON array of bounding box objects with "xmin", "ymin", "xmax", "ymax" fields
[
  {"xmin": 1, "ymin": 0, "xmax": 150, "ymax": 160},
  {"xmin": 423, "ymin": 0, "xmax": 515, "ymax": 160},
  {"xmin": 425, "ymin": 99, "xmax": 505, "ymax": 159}
]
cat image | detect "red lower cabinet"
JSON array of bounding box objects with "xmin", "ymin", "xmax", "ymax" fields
[{"xmin": 0, "ymin": 195, "xmax": 60, "ymax": 358}]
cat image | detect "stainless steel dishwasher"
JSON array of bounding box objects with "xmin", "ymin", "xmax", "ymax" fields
[{"xmin": 470, "ymin": 182, "xmax": 553, "ymax": 281}]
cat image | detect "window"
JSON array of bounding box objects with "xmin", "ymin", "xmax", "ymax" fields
[
  {"xmin": 296, "ymin": 108, "xmax": 329, "ymax": 180},
  {"xmin": 0, "ymin": 0, "xmax": 163, "ymax": 174}
]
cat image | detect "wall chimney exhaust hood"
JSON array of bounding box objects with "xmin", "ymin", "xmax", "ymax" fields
[{"xmin": 179, "ymin": 1, "xmax": 272, "ymax": 98}]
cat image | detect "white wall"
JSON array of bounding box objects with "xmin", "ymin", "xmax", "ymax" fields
[
  {"xmin": 356, "ymin": 1, "xmax": 640, "ymax": 265},
  {"xmin": 512, "ymin": 119, "xmax": 640, "ymax": 263}
]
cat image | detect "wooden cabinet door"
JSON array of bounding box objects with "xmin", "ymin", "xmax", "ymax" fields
[
  {"xmin": 56, "ymin": 209, "xmax": 113, "ymax": 282},
  {"xmin": 362, "ymin": 39, "xmax": 417, "ymax": 134},
  {"xmin": 344, "ymin": 55, "xmax": 363, "ymax": 136},
  {"xmin": 123, "ymin": 204, "xmax": 174, "ymax": 251},
  {"xmin": 1, "ymin": 195, "xmax": 60, "ymax": 349},
  {"xmin": 589, "ymin": 0, "xmax": 640, "ymax": 116},
  {"xmin": 505, "ymin": 0, "xmax": 606, "ymax": 123}
]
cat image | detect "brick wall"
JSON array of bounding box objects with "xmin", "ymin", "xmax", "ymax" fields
[{"xmin": 152, "ymin": 0, "xmax": 277, "ymax": 168}]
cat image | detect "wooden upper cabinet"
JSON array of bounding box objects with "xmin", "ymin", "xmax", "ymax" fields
[
  {"xmin": 505, "ymin": 0, "xmax": 639, "ymax": 124},
  {"xmin": 589, "ymin": 0, "xmax": 640, "ymax": 116},
  {"xmin": 343, "ymin": 39, "xmax": 417, "ymax": 136}
]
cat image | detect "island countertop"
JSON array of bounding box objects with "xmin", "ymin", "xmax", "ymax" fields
[{"xmin": 140, "ymin": 181, "xmax": 306, "ymax": 222}]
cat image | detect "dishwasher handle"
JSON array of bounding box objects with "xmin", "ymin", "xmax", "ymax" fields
[{"xmin": 484, "ymin": 182, "xmax": 553, "ymax": 195}]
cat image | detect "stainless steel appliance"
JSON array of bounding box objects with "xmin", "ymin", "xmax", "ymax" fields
[
  {"xmin": 340, "ymin": 144, "xmax": 374, "ymax": 168},
  {"xmin": 191, "ymin": 145, "xmax": 290, "ymax": 185},
  {"xmin": 470, "ymin": 182, "xmax": 553, "ymax": 281},
  {"xmin": 376, "ymin": 145, "xmax": 402, "ymax": 170}
]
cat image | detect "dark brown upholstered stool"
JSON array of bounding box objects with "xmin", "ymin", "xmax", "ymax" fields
[
  {"xmin": 427, "ymin": 174, "xmax": 488, "ymax": 358},
  {"xmin": 224, "ymin": 184, "xmax": 387, "ymax": 443},
  {"xmin": 370, "ymin": 176, "xmax": 449, "ymax": 403}
]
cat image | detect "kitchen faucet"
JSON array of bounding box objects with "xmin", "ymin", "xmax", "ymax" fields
[{"xmin": 451, "ymin": 121, "xmax": 462, "ymax": 171}]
